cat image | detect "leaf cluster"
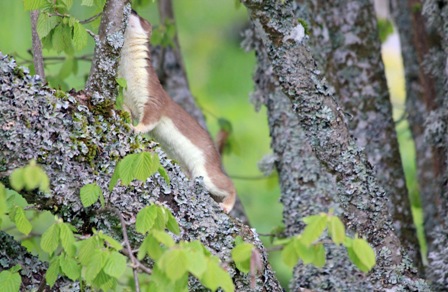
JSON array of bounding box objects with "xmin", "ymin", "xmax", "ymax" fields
[{"xmin": 279, "ymin": 212, "xmax": 376, "ymax": 273}]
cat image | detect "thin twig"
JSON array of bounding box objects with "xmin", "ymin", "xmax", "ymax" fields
[
  {"xmin": 80, "ymin": 12, "xmax": 102, "ymax": 24},
  {"xmin": 48, "ymin": 11, "xmax": 70, "ymax": 19},
  {"xmin": 18, "ymin": 54, "xmax": 93, "ymax": 65},
  {"xmin": 85, "ymin": 28, "xmax": 97, "ymax": 38},
  {"xmin": 30, "ymin": 10, "xmax": 46, "ymax": 82},
  {"xmin": 121, "ymin": 248, "xmax": 153, "ymax": 274},
  {"xmin": 117, "ymin": 212, "xmax": 141, "ymax": 292}
]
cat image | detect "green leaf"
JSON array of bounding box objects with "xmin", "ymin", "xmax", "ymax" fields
[
  {"xmin": 85, "ymin": 251, "xmax": 104, "ymax": 282},
  {"xmin": 165, "ymin": 207, "xmax": 180, "ymax": 235},
  {"xmin": 311, "ymin": 243, "xmax": 325, "ymax": 268},
  {"xmin": 138, "ymin": 235, "xmax": 151, "ymax": 260},
  {"xmin": 24, "ymin": 0, "xmax": 47, "ymax": 10},
  {"xmin": 94, "ymin": 0, "xmax": 106, "ymax": 9},
  {"xmin": 61, "ymin": 0, "xmax": 73, "ymax": 9},
  {"xmin": 347, "ymin": 245, "xmax": 367, "ymax": 272},
  {"xmin": 99, "ymin": 232, "xmax": 123, "ymax": 251},
  {"xmin": 103, "ymin": 251, "xmax": 127, "ymax": 278},
  {"xmin": 23, "ymin": 163, "xmax": 45, "ymax": 191},
  {"xmin": 158, "ymin": 166, "xmax": 170, "ymax": 185},
  {"xmin": 218, "ymin": 118, "xmax": 233, "ymax": 134},
  {"xmin": 231, "ymin": 242, "xmax": 254, "ymax": 273},
  {"xmin": 37, "ymin": 13, "xmax": 60, "ymax": 39},
  {"xmin": 52, "ymin": 24, "xmax": 73, "ymax": 54},
  {"xmin": 59, "ymin": 253, "xmax": 81, "ymax": 281},
  {"xmin": 93, "ymin": 270, "xmax": 116, "ymax": 291},
  {"xmin": 301, "ymin": 214, "xmax": 327, "ymax": 246},
  {"xmin": 201, "ymin": 258, "xmax": 234, "ymax": 292},
  {"xmin": 78, "ymin": 237, "xmax": 97, "ymax": 266},
  {"xmin": 185, "ymin": 248, "xmax": 207, "ymax": 278},
  {"xmin": 281, "ymin": 240, "xmax": 299, "ymax": 268},
  {"xmin": 158, "ymin": 249, "xmax": 188, "ymax": 281},
  {"xmin": 119, "ymin": 153, "xmax": 138, "ymax": 185},
  {"xmin": 116, "ymin": 78, "xmax": 127, "ymax": 88},
  {"xmin": 14, "ymin": 207, "xmax": 32, "ymax": 235},
  {"xmin": 9, "ymin": 168, "xmax": 25, "ymax": 191},
  {"xmin": 294, "ymin": 237, "xmax": 315, "ymax": 264},
  {"xmin": 41, "ymin": 223, "xmax": 60, "ymax": 255},
  {"xmin": 0, "ymin": 183, "xmax": 6, "ymax": 216},
  {"xmin": 0, "ymin": 269, "xmax": 21, "ymax": 292},
  {"xmin": 154, "ymin": 205, "xmax": 168, "ymax": 230},
  {"xmin": 73, "ymin": 22, "xmax": 88, "ymax": 51},
  {"xmin": 82, "ymin": 0, "xmax": 94, "ymax": 6},
  {"xmin": 80, "ymin": 183, "xmax": 101, "ymax": 207},
  {"xmin": 142, "ymin": 235, "xmax": 163, "ymax": 261},
  {"xmin": 134, "ymin": 152, "xmax": 157, "ymax": 182},
  {"xmin": 9, "ymin": 265, "xmax": 21, "ymax": 273},
  {"xmin": 59, "ymin": 223, "xmax": 76, "ymax": 256},
  {"xmin": 328, "ymin": 216, "xmax": 345, "ymax": 245},
  {"xmin": 151, "ymin": 230, "xmax": 175, "ymax": 247},
  {"xmin": 352, "ymin": 238, "xmax": 376, "ymax": 272},
  {"xmin": 46, "ymin": 257, "xmax": 60, "ymax": 287},
  {"xmin": 136, "ymin": 205, "xmax": 158, "ymax": 234},
  {"xmin": 109, "ymin": 163, "xmax": 120, "ymax": 191}
]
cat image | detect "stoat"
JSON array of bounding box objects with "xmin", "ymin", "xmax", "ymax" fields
[{"xmin": 117, "ymin": 11, "xmax": 236, "ymax": 213}]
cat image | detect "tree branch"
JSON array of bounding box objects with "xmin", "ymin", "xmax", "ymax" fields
[
  {"xmin": 85, "ymin": 0, "xmax": 131, "ymax": 96},
  {"xmin": 30, "ymin": 10, "xmax": 45, "ymax": 82}
]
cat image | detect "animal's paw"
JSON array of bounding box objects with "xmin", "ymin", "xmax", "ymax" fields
[{"xmin": 219, "ymin": 202, "xmax": 232, "ymax": 214}]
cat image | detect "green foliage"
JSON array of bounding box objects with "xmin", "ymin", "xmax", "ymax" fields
[
  {"xmin": 9, "ymin": 160, "xmax": 49, "ymax": 193},
  {"xmin": 11, "ymin": 206, "xmax": 32, "ymax": 235},
  {"xmin": 23, "ymin": 0, "xmax": 49, "ymax": 11},
  {"xmin": 151, "ymin": 19, "xmax": 176, "ymax": 48},
  {"xmin": 2, "ymin": 161, "xmax": 235, "ymax": 291},
  {"xmin": 345, "ymin": 236, "xmax": 376, "ymax": 273},
  {"xmin": 25, "ymin": 0, "xmax": 96, "ymax": 89},
  {"xmin": 269, "ymin": 211, "xmax": 376, "ymax": 273},
  {"xmin": 80, "ymin": 183, "xmax": 102, "ymax": 208},
  {"xmin": 377, "ymin": 18, "xmax": 394, "ymax": 43},
  {"xmin": 109, "ymin": 152, "xmax": 166, "ymax": 190},
  {"xmin": 0, "ymin": 265, "xmax": 22, "ymax": 292},
  {"xmin": 231, "ymin": 236, "xmax": 254, "ymax": 273}
]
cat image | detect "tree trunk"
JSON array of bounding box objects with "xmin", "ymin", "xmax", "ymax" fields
[
  {"xmin": 302, "ymin": 0, "xmax": 420, "ymax": 270},
  {"xmin": 242, "ymin": 0, "xmax": 428, "ymax": 289}
]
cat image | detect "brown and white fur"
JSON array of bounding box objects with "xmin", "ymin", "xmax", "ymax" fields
[{"xmin": 118, "ymin": 11, "xmax": 236, "ymax": 212}]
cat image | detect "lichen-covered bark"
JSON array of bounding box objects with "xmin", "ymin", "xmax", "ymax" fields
[
  {"xmin": 85, "ymin": 0, "xmax": 131, "ymax": 97},
  {"xmin": 301, "ymin": 0, "xmax": 419, "ymax": 268},
  {"xmin": 244, "ymin": 26, "xmax": 373, "ymax": 291},
  {"xmin": 415, "ymin": 0, "xmax": 448, "ymax": 289},
  {"xmin": 0, "ymin": 54, "xmax": 282, "ymax": 291},
  {"xmin": 391, "ymin": 0, "xmax": 444, "ymax": 264},
  {"xmin": 241, "ymin": 0, "xmax": 428, "ymax": 290}
]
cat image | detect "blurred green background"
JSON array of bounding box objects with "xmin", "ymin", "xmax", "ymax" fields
[{"xmin": 0, "ymin": 0, "xmax": 424, "ymax": 289}]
